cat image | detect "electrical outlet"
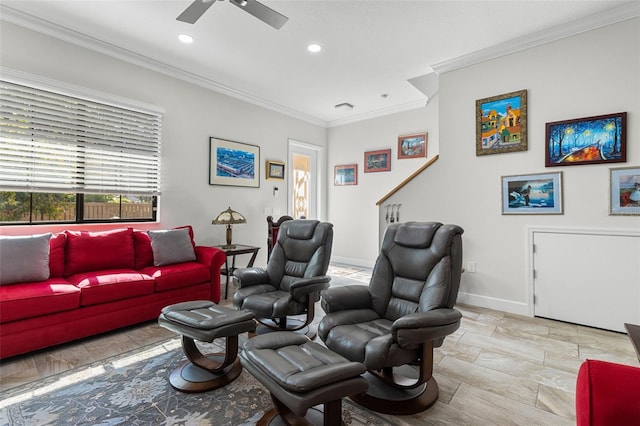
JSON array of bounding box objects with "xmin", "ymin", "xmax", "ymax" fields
[{"xmin": 466, "ymin": 261, "xmax": 476, "ymax": 273}]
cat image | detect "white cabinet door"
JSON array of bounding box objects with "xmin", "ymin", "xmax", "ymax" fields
[{"xmin": 533, "ymin": 231, "xmax": 640, "ymax": 332}]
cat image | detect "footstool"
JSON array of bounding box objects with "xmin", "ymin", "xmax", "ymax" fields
[
  {"xmin": 158, "ymin": 300, "xmax": 256, "ymax": 392},
  {"xmin": 240, "ymin": 331, "xmax": 369, "ymax": 425}
]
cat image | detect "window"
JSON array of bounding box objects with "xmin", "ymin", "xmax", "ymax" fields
[{"xmin": 0, "ymin": 74, "xmax": 162, "ymax": 225}]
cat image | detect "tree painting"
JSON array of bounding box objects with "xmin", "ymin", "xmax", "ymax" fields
[{"xmin": 546, "ymin": 112, "xmax": 626, "ymax": 166}]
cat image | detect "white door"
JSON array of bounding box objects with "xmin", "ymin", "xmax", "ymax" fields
[
  {"xmin": 288, "ymin": 140, "xmax": 320, "ymax": 219},
  {"xmin": 533, "ymin": 230, "xmax": 640, "ymax": 332}
]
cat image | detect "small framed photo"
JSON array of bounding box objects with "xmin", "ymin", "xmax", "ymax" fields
[
  {"xmin": 266, "ymin": 160, "xmax": 285, "ymax": 180},
  {"xmin": 610, "ymin": 166, "xmax": 640, "ymax": 216},
  {"xmin": 502, "ymin": 172, "xmax": 563, "ymax": 215},
  {"xmin": 545, "ymin": 112, "xmax": 627, "ymax": 167},
  {"xmin": 209, "ymin": 137, "xmax": 259, "ymax": 187},
  {"xmin": 364, "ymin": 149, "xmax": 391, "ymax": 173},
  {"xmin": 334, "ymin": 164, "xmax": 358, "ymax": 186},
  {"xmin": 398, "ymin": 133, "xmax": 427, "ymax": 159},
  {"xmin": 476, "ymin": 89, "xmax": 528, "ymax": 156}
]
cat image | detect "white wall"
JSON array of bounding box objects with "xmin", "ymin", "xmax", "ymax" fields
[
  {"xmin": 387, "ymin": 18, "xmax": 640, "ymax": 314},
  {"xmin": 327, "ymin": 99, "xmax": 439, "ymax": 266},
  {"xmin": 0, "ymin": 22, "xmax": 327, "ymax": 267}
]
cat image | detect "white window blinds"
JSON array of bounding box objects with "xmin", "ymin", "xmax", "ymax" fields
[{"xmin": 0, "ymin": 79, "xmax": 162, "ymax": 195}]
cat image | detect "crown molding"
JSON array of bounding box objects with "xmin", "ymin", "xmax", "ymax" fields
[
  {"xmin": 326, "ymin": 99, "xmax": 427, "ymax": 128},
  {"xmin": 432, "ymin": 2, "xmax": 640, "ymax": 74},
  {"xmin": 0, "ymin": 5, "xmax": 328, "ymax": 128}
]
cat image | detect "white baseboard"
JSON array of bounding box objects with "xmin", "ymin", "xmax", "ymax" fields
[
  {"xmin": 331, "ymin": 256, "xmax": 375, "ymax": 269},
  {"xmin": 457, "ymin": 292, "xmax": 529, "ymax": 316}
]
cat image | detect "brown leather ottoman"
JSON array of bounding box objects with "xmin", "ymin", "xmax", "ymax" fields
[
  {"xmin": 158, "ymin": 300, "xmax": 256, "ymax": 392},
  {"xmin": 240, "ymin": 331, "xmax": 368, "ymax": 425}
]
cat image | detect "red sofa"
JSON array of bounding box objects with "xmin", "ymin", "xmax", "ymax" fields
[
  {"xmin": 0, "ymin": 226, "xmax": 226, "ymax": 359},
  {"xmin": 576, "ymin": 359, "xmax": 640, "ymax": 425}
]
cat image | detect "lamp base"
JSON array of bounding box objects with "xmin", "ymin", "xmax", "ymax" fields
[{"xmin": 221, "ymin": 244, "xmax": 237, "ymax": 249}]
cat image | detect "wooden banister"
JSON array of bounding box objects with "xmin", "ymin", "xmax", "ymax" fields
[{"xmin": 376, "ymin": 155, "xmax": 439, "ymax": 206}]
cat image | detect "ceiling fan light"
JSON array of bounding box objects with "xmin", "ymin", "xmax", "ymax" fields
[{"xmin": 233, "ymin": 0, "xmax": 249, "ymax": 7}]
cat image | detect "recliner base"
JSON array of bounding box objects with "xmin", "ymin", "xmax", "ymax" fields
[{"xmin": 350, "ymin": 367, "xmax": 439, "ymax": 415}]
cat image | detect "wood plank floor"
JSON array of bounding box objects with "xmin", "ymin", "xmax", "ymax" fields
[{"xmin": 1, "ymin": 263, "xmax": 637, "ymax": 425}]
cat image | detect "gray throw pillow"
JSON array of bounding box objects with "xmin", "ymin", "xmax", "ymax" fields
[
  {"xmin": 0, "ymin": 233, "xmax": 52, "ymax": 285},
  {"xmin": 147, "ymin": 228, "xmax": 196, "ymax": 267}
]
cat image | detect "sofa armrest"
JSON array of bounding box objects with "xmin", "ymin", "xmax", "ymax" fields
[
  {"xmin": 289, "ymin": 276, "xmax": 331, "ymax": 299},
  {"xmin": 320, "ymin": 285, "xmax": 371, "ymax": 314},
  {"xmin": 576, "ymin": 359, "xmax": 640, "ymax": 426},
  {"xmin": 194, "ymin": 246, "xmax": 226, "ymax": 303}
]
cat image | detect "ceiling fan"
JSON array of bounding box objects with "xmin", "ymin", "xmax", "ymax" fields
[{"xmin": 177, "ymin": 0, "xmax": 288, "ymax": 30}]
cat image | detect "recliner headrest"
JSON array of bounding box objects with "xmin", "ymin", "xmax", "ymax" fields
[
  {"xmin": 394, "ymin": 222, "xmax": 441, "ymax": 248},
  {"xmin": 284, "ymin": 220, "xmax": 319, "ymax": 240}
]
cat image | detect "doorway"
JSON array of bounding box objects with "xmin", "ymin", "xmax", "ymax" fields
[{"xmin": 288, "ymin": 140, "xmax": 321, "ymax": 219}]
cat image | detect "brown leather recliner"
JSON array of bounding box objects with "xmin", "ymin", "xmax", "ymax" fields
[
  {"xmin": 233, "ymin": 219, "xmax": 333, "ymax": 336},
  {"xmin": 318, "ymin": 221, "xmax": 464, "ymax": 415}
]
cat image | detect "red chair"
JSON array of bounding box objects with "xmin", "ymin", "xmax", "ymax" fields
[
  {"xmin": 266, "ymin": 215, "xmax": 293, "ymax": 259},
  {"xmin": 575, "ymin": 359, "xmax": 640, "ymax": 425}
]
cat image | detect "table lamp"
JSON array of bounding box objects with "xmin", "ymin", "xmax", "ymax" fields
[{"xmin": 212, "ymin": 207, "xmax": 247, "ymax": 249}]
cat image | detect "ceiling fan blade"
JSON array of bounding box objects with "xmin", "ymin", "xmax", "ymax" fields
[
  {"xmin": 177, "ymin": 0, "xmax": 217, "ymax": 24},
  {"xmin": 229, "ymin": 0, "xmax": 288, "ymax": 30}
]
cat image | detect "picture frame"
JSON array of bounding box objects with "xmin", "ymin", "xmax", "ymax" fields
[
  {"xmin": 364, "ymin": 149, "xmax": 391, "ymax": 173},
  {"xmin": 476, "ymin": 89, "xmax": 528, "ymax": 156},
  {"xmin": 398, "ymin": 133, "xmax": 427, "ymax": 159},
  {"xmin": 545, "ymin": 112, "xmax": 627, "ymax": 167},
  {"xmin": 266, "ymin": 160, "xmax": 285, "ymax": 180},
  {"xmin": 209, "ymin": 137, "xmax": 260, "ymax": 187},
  {"xmin": 609, "ymin": 166, "xmax": 640, "ymax": 216},
  {"xmin": 334, "ymin": 164, "xmax": 358, "ymax": 186},
  {"xmin": 502, "ymin": 172, "xmax": 563, "ymax": 215}
]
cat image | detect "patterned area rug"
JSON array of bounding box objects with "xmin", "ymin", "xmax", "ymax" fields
[{"xmin": 0, "ymin": 337, "xmax": 400, "ymax": 426}]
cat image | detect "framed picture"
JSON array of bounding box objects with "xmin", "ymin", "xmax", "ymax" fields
[
  {"xmin": 476, "ymin": 89, "xmax": 528, "ymax": 156},
  {"xmin": 609, "ymin": 166, "xmax": 640, "ymax": 216},
  {"xmin": 334, "ymin": 164, "xmax": 358, "ymax": 186},
  {"xmin": 502, "ymin": 172, "xmax": 563, "ymax": 215},
  {"xmin": 266, "ymin": 160, "xmax": 285, "ymax": 180},
  {"xmin": 398, "ymin": 133, "xmax": 427, "ymax": 159},
  {"xmin": 545, "ymin": 112, "xmax": 627, "ymax": 167},
  {"xmin": 364, "ymin": 149, "xmax": 391, "ymax": 173},
  {"xmin": 209, "ymin": 137, "xmax": 259, "ymax": 187}
]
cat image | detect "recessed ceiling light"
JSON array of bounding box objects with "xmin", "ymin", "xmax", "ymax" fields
[
  {"xmin": 307, "ymin": 43, "xmax": 322, "ymax": 53},
  {"xmin": 178, "ymin": 34, "xmax": 194, "ymax": 44}
]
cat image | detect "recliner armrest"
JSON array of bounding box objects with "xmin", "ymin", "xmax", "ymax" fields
[
  {"xmin": 392, "ymin": 308, "xmax": 462, "ymax": 347},
  {"xmin": 289, "ymin": 276, "xmax": 331, "ymax": 299},
  {"xmin": 233, "ymin": 267, "xmax": 270, "ymax": 288},
  {"xmin": 320, "ymin": 285, "xmax": 372, "ymax": 313}
]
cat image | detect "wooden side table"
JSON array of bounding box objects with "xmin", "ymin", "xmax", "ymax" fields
[{"xmin": 215, "ymin": 244, "xmax": 260, "ymax": 299}]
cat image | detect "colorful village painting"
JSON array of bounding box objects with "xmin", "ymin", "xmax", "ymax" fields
[{"xmin": 479, "ymin": 93, "xmax": 525, "ymax": 154}]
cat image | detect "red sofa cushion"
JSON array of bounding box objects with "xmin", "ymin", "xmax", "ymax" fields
[
  {"xmin": 576, "ymin": 359, "xmax": 640, "ymax": 426},
  {"xmin": 0, "ymin": 279, "xmax": 80, "ymax": 323},
  {"xmin": 66, "ymin": 269, "xmax": 155, "ymax": 306},
  {"xmin": 49, "ymin": 232, "xmax": 67, "ymax": 278},
  {"xmin": 65, "ymin": 228, "xmax": 135, "ymax": 276},
  {"xmin": 140, "ymin": 262, "xmax": 210, "ymax": 292}
]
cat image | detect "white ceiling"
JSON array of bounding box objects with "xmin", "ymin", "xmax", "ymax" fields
[{"xmin": 2, "ymin": 1, "xmax": 638, "ymax": 127}]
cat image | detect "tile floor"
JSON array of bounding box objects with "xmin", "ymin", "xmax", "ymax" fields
[{"xmin": 1, "ymin": 263, "xmax": 638, "ymax": 425}]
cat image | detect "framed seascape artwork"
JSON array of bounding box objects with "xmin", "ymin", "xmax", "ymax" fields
[
  {"xmin": 209, "ymin": 137, "xmax": 260, "ymax": 187},
  {"xmin": 266, "ymin": 160, "xmax": 285, "ymax": 180},
  {"xmin": 476, "ymin": 89, "xmax": 528, "ymax": 156},
  {"xmin": 609, "ymin": 166, "xmax": 640, "ymax": 216},
  {"xmin": 334, "ymin": 164, "xmax": 358, "ymax": 186},
  {"xmin": 545, "ymin": 112, "xmax": 627, "ymax": 167},
  {"xmin": 502, "ymin": 172, "xmax": 563, "ymax": 215},
  {"xmin": 398, "ymin": 133, "xmax": 427, "ymax": 159},
  {"xmin": 364, "ymin": 149, "xmax": 391, "ymax": 173}
]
